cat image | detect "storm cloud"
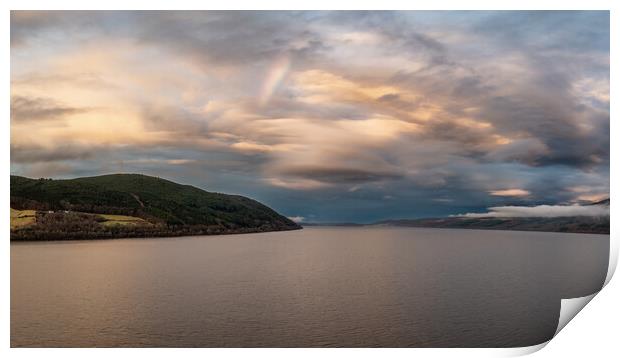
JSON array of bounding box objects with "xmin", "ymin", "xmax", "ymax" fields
[{"xmin": 10, "ymin": 11, "xmax": 609, "ymax": 222}]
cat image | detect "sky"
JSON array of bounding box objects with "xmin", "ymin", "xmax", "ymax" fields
[{"xmin": 10, "ymin": 11, "xmax": 610, "ymax": 223}]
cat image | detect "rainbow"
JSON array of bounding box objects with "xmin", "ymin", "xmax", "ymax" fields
[{"xmin": 259, "ymin": 54, "xmax": 291, "ymax": 106}]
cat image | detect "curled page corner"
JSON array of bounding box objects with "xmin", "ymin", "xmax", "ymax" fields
[
  {"xmin": 604, "ymin": 230, "xmax": 618, "ymax": 287},
  {"xmin": 544, "ymin": 232, "xmax": 616, "ymax": 345},
  {"xmin": 504, "ymin": 232, "xmax": 616, "ymax": 356},
  {"xmin": 501, "ymin": 293, "xmax": 600, "ymax": 356},
  {"xmin": 537, "ymin": 229, "xmax": 617, "ymax": 351},
  {"xmin": 554, "ymin": 293, "xmax": 597, "ymax": 337},
  {"xmin": 551, "ymin": 227, "xmax": 617, "ymax": 339},
  {"xmin": 496, "ymin": 341, "xmax": 550, "ymax": 357}
]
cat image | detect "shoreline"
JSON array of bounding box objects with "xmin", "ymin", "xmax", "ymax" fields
[
  {"xmin": 10, "ymin": 225, "xmax": 303, "ymax": 242},
  {"xmin": 11, "ymin": 224, "xmax": 610, "ymax": 243},
  {"xmin": 302, "ymin": 224, "xmax": 609, "ymax": 235}
]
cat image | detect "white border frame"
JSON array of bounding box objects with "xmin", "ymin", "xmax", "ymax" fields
[{"xmin": 3, "ymin": 1, "xmax": 616, "ymax": 357}]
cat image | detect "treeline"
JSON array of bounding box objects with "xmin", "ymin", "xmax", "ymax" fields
[
  {"xmin": 10, "ymin": 174, "xmax": 300, "ymax": 229},
  {"xmin": 10, "ymin": 211, "xmax": 298, "ymax": 241}
]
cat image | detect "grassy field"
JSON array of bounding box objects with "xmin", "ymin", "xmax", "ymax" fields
[
  {"xmin": 10, "ymin": 209, "xmax": 36, "ymax": 229},
  {"xmin": 10, "ymin": 209, "xmax": 149, "ymax": 230},
  {"xmin": 97, "ymin": 214, "xmax": 149, "ymax": 227}
]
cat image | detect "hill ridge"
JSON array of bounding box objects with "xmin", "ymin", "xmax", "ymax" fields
[{"xmin": 10, "ymin": 173, "xmax": 301, "ymax": 240}]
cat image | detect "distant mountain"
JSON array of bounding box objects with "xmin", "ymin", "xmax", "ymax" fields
[
  {"xmin": 10, "ymin": 174, "xmax": 300, "ymax": 240},
  {"xmin": 301, "ymin": 199, "xmax": 610, "ymax": 235},
  {"xmin": 589, "ymin": 198, "xmax": 610, "ymax": 206},
  {"xmin": 301, "ymin": 222, "xmax": 365, "ymax": 227},
  {"xmin": 372, "ymin": 216, "xmax": 609, "ymax": 234},
  {"xmin": 372, "ymin": 199, "xmax": 610, "ymax": 235}
]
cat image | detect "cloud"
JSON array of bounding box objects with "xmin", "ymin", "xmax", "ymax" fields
[
  {"xmin": 231, "ymin": 141, "xmax": 279, "ymax": 153},
  {"xmin": 133, "ymin": 11, "xmax": 329, "ymax": 68},
  {"xmin": 458, "ymin": 203, "xmax": 609, "ymax": 218},
  {"xmin": 377, "ymin": 93, "xmax": 400, "ymax": 102},
  {"xmin": 279, "ymin": 166, "xmax": 403, "ymax": 185},
  {"xmin": 9, "ymin": 11, "xmax": 609, "ymax": 222},
  {"xmin": 287, "ymin": 216, "xmax": 305, "ymax": 223},
  {"xmin": 166, "ymin": 159, "xmax": 196, "ymax": 165},
  {"xmin": 18, "ymin": 162, "xmax": 74, "ymax": 178},
  {"xmin": 264, "ymin": 177, "xmax": 329, "ymax": 190},
  {"xmin": 11, "ymin": 144, "xmax": 96, "ymax": 163},
  {"xmin": 489, "ymin": 189, "xmax": 530, "ymax": 197},
  {"xmin": 11, "ymin": 96, "xmax": 85, "ymax": 121},
  {"xmin": 119, "ymin": 158, "xmax": 197, "ymax": 166}
]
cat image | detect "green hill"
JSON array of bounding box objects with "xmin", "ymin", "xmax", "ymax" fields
[{"xmin": 10, "ymin": 174, "xmax": 300, "ymax": 240}]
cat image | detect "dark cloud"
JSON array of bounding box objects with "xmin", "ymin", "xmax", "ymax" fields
[
  {"xmin": 11, "ymin": 144, "xmax": 96, "ymax": 163},
  {"xmin": 11, "ymin": 10, "xmax": 127, "ymax": 48},
  {"xmin": 377, "ymin": 93, "xmax": 400, "ymax": 102},
  {"xmin": 11, "ymin": 11, "xmax": 65, "ymax": 47},
  {"xmin": 11, "ymin": 96, "xmax": 86, "ymax": 121},
  {"xmin": 472, "ymin": 11, "xmax": 609, "ymax": 54},
  {"xmin": 327, "ymin": 11, "xmax": 448, "ymax": 57},
  {"xmin": 480, "ymin": 94, "xmax": 609, "ymax": 169},
  {"xmin": 280, "ymin": 166, "xmax": 403, "ymax": 184},
  {"xmin": 132, "ymin": 11, "xmax": 329, "ymax": 68}
]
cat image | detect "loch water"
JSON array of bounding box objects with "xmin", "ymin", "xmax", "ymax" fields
[{"xmin": 11, "ymin": 227, "xmax": 609, "ymax": 347}]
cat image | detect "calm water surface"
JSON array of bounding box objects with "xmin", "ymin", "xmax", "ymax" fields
[{"xmin": 11, "ymin": 227, "xmax": 609, "ymax": 347}]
